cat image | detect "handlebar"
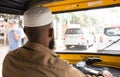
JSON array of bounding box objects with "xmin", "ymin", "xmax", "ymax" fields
[
  {"xmin": 76, "ymin": 61, "xmax": 101, "ymax": 75},
  {"xmin": 76, "ymin": 57, "xmax": 104, "ymax": 76}
]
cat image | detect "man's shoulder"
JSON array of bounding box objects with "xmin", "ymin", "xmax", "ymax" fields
[
  {"xmin": 50, "ymin": 56, "xmax": 69, "ymax": 70},
  {"xmin": 5, "ymin": 48, "xmax": 22, "ymax": 58}
]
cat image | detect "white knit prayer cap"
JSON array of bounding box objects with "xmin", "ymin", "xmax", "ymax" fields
[{"xmin": 24, "ymin": 7, "xmax": 53, "ymax": 27}]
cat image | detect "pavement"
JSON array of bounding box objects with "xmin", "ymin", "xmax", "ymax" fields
[{"xmin": 0, "ymin": 45, "xmax": 8, "ymax": 77}]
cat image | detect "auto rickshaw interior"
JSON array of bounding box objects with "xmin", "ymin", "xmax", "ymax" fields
[{"xmin": 0, "ymin": 0, "xmax": 120, "ymax": 76}]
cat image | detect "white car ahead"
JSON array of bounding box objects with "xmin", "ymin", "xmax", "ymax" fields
[{"xmin": 63, "ymin": 27, "xmax": 95, "ymax": 49}]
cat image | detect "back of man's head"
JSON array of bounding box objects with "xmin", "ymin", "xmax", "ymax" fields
[{"xmin": 23, "ymin": 7, "xmax": 54, "ymax": 47}]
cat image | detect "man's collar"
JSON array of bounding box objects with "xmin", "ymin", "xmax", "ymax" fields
[{"xmin": 23, "ymin": 41, "xmax": 58, "ymax": 57}]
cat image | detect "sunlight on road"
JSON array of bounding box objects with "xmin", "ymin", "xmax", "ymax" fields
[{"xmin": 0, "ymin": 46, "xmax": 8, "ymax": 77}]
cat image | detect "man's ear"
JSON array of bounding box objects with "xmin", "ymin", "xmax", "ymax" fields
[{"xmin": 48, "ymin": 28, "xmax": 53, "ymax": 37}]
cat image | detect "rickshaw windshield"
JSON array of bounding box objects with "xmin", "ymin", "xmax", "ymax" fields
[{"xmin": 53, "ymin": 6, "xmax": 120, "ymax": 54}]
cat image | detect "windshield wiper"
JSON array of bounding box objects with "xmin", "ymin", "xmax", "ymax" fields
[{"xmin": 102, "ymin": 38, "xmax": 120, "ymax": 50}]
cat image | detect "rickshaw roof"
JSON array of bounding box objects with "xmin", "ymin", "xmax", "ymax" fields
[
  {"xmin": 0, "ymin": 0, "xmax": 119, "ymax": 15},
  {"xmin": 0, "ymin": 0, "xmax": 60, "ymax": 15}
]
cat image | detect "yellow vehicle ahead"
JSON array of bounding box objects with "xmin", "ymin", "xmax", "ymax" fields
[{"xmin": 0, "ymin": 0, "xmax": 120, "ymax": 76}]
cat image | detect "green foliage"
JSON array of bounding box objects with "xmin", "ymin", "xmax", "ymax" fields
[{"xmin": 54, "ymin": 11, "xmax": 97, "ymax": 27}]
